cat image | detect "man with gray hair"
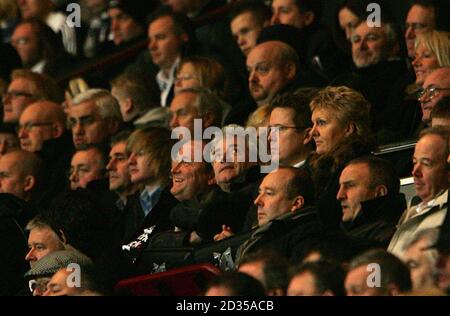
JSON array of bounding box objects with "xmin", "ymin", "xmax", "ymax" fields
[
  {"xmin": 169, "ymin": 87, "xmax": 225, "ymax": 136},
  {"xmin": 334, "ymin": 20, "xmax": 407, "ymax": 134},
  {"xmin": 68, "ymin": 89, "xmax": 123, "ymax": 149},
  {"xmin": 402, "ymin": 228, "xmax": 440, "ymax": 290}
]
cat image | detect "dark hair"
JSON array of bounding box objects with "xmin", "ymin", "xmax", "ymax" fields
[
  {"xmin": 270, "ymin": 92, "xmax": 313, "ymax": 131},
  {"xmin": 40, "ymin": 190, "xmax": 115, "ymax": 261},
  {"xmin": 349, "ymin": 249, "xmax": 412, "ymax": 293},
  {"xmin": 74, "ymin": 144, "xmax": 109, "ymax": 177},
  {"xmin": 230, "ymin": 0, "xmax": 271, "ymax": 25},
  {"xmin": 290, "ymin": 261, "xmax": 346, "ymax": 296},
  {"xmin": 432, "ymin": 95, "xmax": 450, "ymax": 120},
  {"xmin": 293, "ymin": 0, "xmax": 322, "ymax": 22},
  {"xmin": 346, "ymin": 156, "xmax": 400, "ymax": 194},
  {"xmin": 148, "ymin": 6, "xmax": 198, "ymax": 56},
  {"xmin": 302, "ymin": 232, "xmax": 362, "ymax": 266},
  {"xmin": 110, "ymin": 130, "xmax": 131, "ymax": 147},
  {"xmin": 410, "ymin": 0, "xmax": 450, "ymax": 32},
  {"xmin": 238, "ymin": 249, "xmax": 290, "ymax": 293},
  {"xmin": 281, "ymin": 167, "xmax": 315, "ymax": 207},
  {"xmin": 206, "ymin": 271, "xmax": 266, "ymax": 296}
]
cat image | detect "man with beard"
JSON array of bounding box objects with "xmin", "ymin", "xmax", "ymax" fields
[{"xmin": 333, "ymin": 20, "xmax": 407, "ymax": 136}]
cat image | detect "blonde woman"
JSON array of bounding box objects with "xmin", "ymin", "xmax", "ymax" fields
[{"xmin": 412, "ymin": 30, "xmax": 450, "ymax": 86}]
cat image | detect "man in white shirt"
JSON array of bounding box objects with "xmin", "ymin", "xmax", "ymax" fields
[
  {"xmin": 388, "ymin": 127, "xmax": 449, "ymax": 257},
  {"xmin": 147, "ymin": 9, "xmax": 193, "ymax": 107}
]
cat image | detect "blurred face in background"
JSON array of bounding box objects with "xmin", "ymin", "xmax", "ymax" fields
[{"xmin": 405, "ymin": 5, "xmax": 435, "ymax": 59}]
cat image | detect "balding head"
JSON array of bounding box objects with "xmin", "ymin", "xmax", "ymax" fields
[
  {"xmin": 247, "ymin": 41, "xmax": 298, "ymax": 106},
  {"xmin": 420, "ymin": 67, "xmax": 450, "ymax": 123},
  {"xmin": 0, "ymin": 150, "xmax": 42, "ymax": 201},
  {"xmin": 18, "ymin": 101, "xmax": 66, "ymax": 152}
]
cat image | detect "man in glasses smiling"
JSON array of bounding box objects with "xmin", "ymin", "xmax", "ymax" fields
[{"xmin": 419, "ymin": 67, "xmax": 450, "ymax": 126}]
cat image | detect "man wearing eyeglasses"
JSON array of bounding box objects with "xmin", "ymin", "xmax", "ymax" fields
[
  {"xmin": 419, "ymin": 67, "xmax": 450, "ymax": 126},
  {"xmin": 268, "ymin": 92, "xmax": 314, "ymax": 167},
  {"xmin": 2, "ymin": 69, "xmax": 63, "ymax": 124}
]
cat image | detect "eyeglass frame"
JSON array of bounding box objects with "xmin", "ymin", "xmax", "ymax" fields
[
  {"xmin": 268, "ymin": 124, "xmax": 309, "ymax": 134},
  {"xmin": 16, "ymin": 122, "xmax": 54, "ymax": 133},
  {"xmin": 417, "ymin": 86, "xmax": 450, "ymax": 101}
]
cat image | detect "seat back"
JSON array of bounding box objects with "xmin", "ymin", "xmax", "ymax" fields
[{"xmin": 114, "ymin": 263, "xmax": 221, "ymax": 296}]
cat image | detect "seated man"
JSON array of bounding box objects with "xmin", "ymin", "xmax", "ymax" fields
[
  {"xmin": 388, "ymin": 127, "xmax": 449, "ymax": 258},
  {"xmin": 110, "ymin": 72, "xmax": 165, "ymax": 127},
  {"xmin": 419, "ymin": 67, "xmax": 450, "ymax": 128},
  {"xmin": 120, "ymin": 127, "xmax": 178, "ymax": 265},
  {"xmin": 2, "ymin": 69, "xmax": 63, "ymax": 124},
  {"xmin": 229, "ymin": 0, "xmax": 271, "ymax": 57},
  {"xmin": 0, "ymin": 150, "xmax": 43, "ymax": 295},
  {"xmin": 18, "ymin": 101, "xmax": 73, "ymax": 205},
  {"xmin": 24, "ymin": 250, "xmax": 93, "ymax": 296},
  {"xmin": 287, "ymin": 261, "xmax": 346, "ymax": 296},
  {"xmin": 238, "ymin": 249, "xmax": 290, "ymax": 296},
  {"xmin": 337, "ymin": 156, "xmax": 406, "ymax": 249},
  {"xmin": 106, "ymin": 131, "xmax": 138, "ymax": 210},
  {"xmin": 69, "ymin": 145, "xmax": 108, "ymax": 190},
  {"xmin": 233, "ymin": 167, "xmax": 323, "ymax": 264},
  {"xmin": 0, "ymin": 123, "xmax": 19, "ymax": 156},
  {"xmin": 68, "ymin": 89, "xmax": 122, "ymax": 149},
  {"xmin": 345, "ymin": 249, "xmax": 412, "ymax": 296},
  {"xmin": 268, "ymin": 92, "xmax": 314, "ymax": 167},
  {"xmin": 169, "ymin": 87, "xmax": 225, "ymax": 136},
  {"xmin": 402, "ymin": 228, "xmax": 440, "ymax": 291},
  {"xmin": 204, "ymin": 271, "xmax": 266, "ymax": 296},
  {"xmin": 431, "ymin": 95, "xmax": 450, "ymax": 128}
]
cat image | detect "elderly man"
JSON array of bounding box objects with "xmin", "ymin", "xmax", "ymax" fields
[
  {"xmin": 334, "ymin": 20, "xmax": 406, "ymax": 132},
  {"xmin": 337, "ymin": 156, "xmax": 405, "ymax": 249},
  {"xmin": 388, "ymin": 127, "xmax": 449, "ymax": 258},
  {"xmin": 246, "ymin": 41, "xmax": 299, "ymax": 107},
  {"xmin": 169, "ymin": 87, "xmax": 224, "ymax": 136},
  {"xmin": 345, "ymin": 249, "xmax": 412, "ymax": 296},
  {"xmin": 229, "ymin": 0, "xmax": 271, "ymax": 57},
  {"xmin": 402, "ymin": 228, "xmax": 440, "ymax": 291},
  {"xmin": 18, "ymin": 101, "xmax": 66, "ymax": 153},
  {"xmin": 68, "ymin": 89, "xmax": 122, "ymax": 149},
  {"xmin": 2, "ymin": 69, "xmax": 63, "ymax": 124},
  {"xmin": 419, "ymin": 67, "xmax": 450, "ymax": 126},
  {"xmin": 69, "ymin": 145, "xmax": 108, "ymax": 190}
]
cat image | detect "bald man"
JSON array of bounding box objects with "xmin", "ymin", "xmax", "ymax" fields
[
  {"xmin": 0, "ymin": 150, "xmax": 42, "ymax": 202},
  {"xmin": 246, "ymin": 41, "xmax": 298, "ymax": 106},
  {"xmin": 18, "ymin": 101, "xmax": 66, "ymax": 153},
  {"xmin": 419, "ymin": 67, "xmax": 450, "ymax": 125}
]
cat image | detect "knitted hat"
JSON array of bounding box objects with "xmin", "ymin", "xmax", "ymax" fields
[{"xmin": 108, "ymin": 0, "xmax": 156, "ymax": 28}]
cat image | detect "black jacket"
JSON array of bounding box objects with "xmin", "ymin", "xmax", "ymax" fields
[
  {"xmin": 0, "ymin": 194, "xmax": 33, "ymax": 296},
  {"xmin": 235, "ymin": 206, "xmax": 324, "ymax": 264},
  {"xmin": 341, "ymin": 194, "xmax": 406, "ymax": 250}
]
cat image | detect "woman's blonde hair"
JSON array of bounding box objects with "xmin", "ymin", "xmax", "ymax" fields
[
  {"xmin": 415, "ymin": 30, "xmax": 450, "ymax": 67},
  {"xmin": 310, "ymin": 86, "xmax": 371, "ymax": 138},
  {"xmin": 178, "ymin": 56, "xmax": 227, "ymax": 99}
]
